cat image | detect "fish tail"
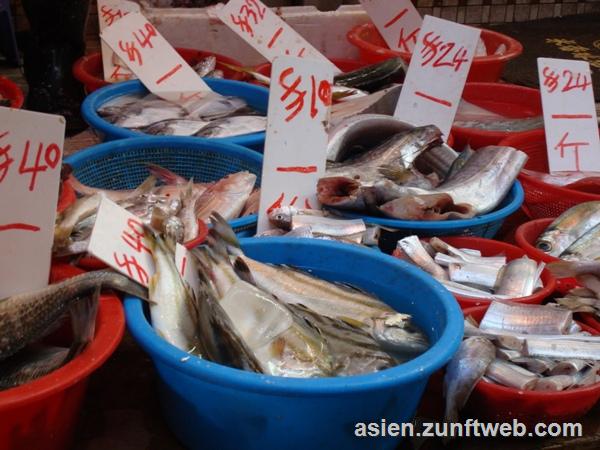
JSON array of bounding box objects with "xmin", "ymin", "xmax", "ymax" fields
[
  {"xmin": 65, "ymin": 285, "xmax": 100, "ymax": 361},
  {"xmin": 209, "ymin": 212, "xmax": 242, "ymax": 254},
  {"xmin": 133, "ymin": 175, "xmax": 158, "ymax": 196},
  {"xmin": 98, "ymin": 270, "xmax": 149, "ymax": 301},
  {"xmin": 233, "ymin": 257, "xmax": 256, "ymax": 285},
  {"xmin": 145, "ymin": 163, "xmax": 187, "ymax": 185}
]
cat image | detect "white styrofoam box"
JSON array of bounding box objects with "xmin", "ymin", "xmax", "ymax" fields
[{"xmin": 139, "ymin": 3, "xmax": 369, "ymax": 65}]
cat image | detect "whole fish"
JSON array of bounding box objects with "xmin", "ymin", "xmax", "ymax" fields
[
  {"xmin": 194, "ymin": 171, "xmax": 256, "ymax": 221},
  {"xmin": 397, "ymin": 236, "xmax": 448, "ymax": 280},
  {"xmin": 0, "ymin": 271, "xmax": 147, "ymax": 361},
  {"xmin": 536, "ymin": 202, "xmax": 600, "ymax": 256},
  {"xmin": 114, "ymin": 100, "xmax": 185, "ymax": 128},
  {"xmin": 142, "ymin": 118, "xmax": 209, "ymax": 136},
  {"xmin": 560, "ymin": 223, "xmax": 600, "ymax": 261},
  {"xmin": 495, "ymin": 257, "xmax": 541, "ymax": 297},
  {"xmin": 186, "ymin": 94, "xmax": 247, "ymax": 120},
  {"xmin": 195, "ymin": 116, "xmax": 267, "ymax": 138},
  {"xmin": 268, "ymin": 207, "xmax": 328, "ymax": 229},
  {"xmin": 444, "ymin": 337, "xmax": 495, "ymax": 422},
  {"xmin": 325, "ymin": 125, "xmax": 443, "ymax": 186}
]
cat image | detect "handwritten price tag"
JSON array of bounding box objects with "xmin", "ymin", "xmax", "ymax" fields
[
  {"xmin": 537, "ymin": 58, "xmax": 600, "ymax": 173},
  {"xmin": 257, "ymin": 56, "xmax": 333, "ymax": 232},
  {"xmin": 175, "ymin": 243, "xmax": 200, "ymax": 298},
  {"xmin": 100, "ymin": 12, "xmax": 211, "ymax": 103},
  {"xmin": 394, "ymin": 15, "xmax": 480, "ymax": 138},
  {"xmin": 88, "ymin": 198, "xmax": 155, "ymax": 287},
  {"xmin": 360, "ymin": 0, "xmax": 421, "ymax": 53},
  {"xmin": 218, "ymin": 0, "xmax": 339, "ymax": 74},
  {"xmin": 0, "ymin": 108, "xmax": 65, "ymax": 298},
  {"xmin": 97, "ymin": 0, "xmax": 140, "ymax": 83}
]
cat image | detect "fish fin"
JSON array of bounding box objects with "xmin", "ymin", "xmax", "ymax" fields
[
  {"xmin": 378, "ymin": 165, "xmax": 414, "ymax": 184},
  {"xmin": 65, "ymin": 286, "xmax": 100, "ymax": 362},
  {"xmin": 233, "ymin": 257, "xmax": 256, "ymax": 285},
  {"xmin": 209, "ymin": 212, "xmax": 242, "ymax": 254},
  {"xmin": 100, "ymin": 270, "xmax": 150, "ymax": 302},
  {"xmin": 132, "ymin": 175, "xmax": 158, "ymax": 196},
  {"xmin": 145, "ymin": 163, "xmax": 187, "ymax": 185}
]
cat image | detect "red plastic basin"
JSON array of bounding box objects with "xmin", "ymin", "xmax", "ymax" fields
[
  {"xmin": 57, "ymin": 180, "xmax": 76, "ymax": 214},
  {"xmin": 254, "ymin": 58, "xmax": 366, "ymax": 79},
  {"xmin": 73, "ymin": 48, "xmax": 246, "ymax": 93},
  {"xmin": 346, "ymin": 22, "xmax": 523, "ymax": 82},
  {"xmin": 0, "ymin": 264, "xmax": 125, "ymax": 450},
  {"xmin": 463, "ymin": 305, "xmax": 600, "ymax": 426},
  {"xmin": 393, "ymin": 236, "xmax": 556, "ymax": 309},
  {"xmin": 452, "ymin": 82, "xmax": 542, "ymax": 149},
  {"xmin": 500, "ymin": 129, "xmax": 600, "ymax": 219},
  {"xmin": 515, "ymin": 217, "xmax": 580, "ymax": 294},
  {"xmin": 0, "ymin": 76, "xmax": 24, "ymax": 109}
]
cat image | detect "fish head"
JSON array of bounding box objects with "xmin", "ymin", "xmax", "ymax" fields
[
  {"xmin": 535, "ymin": 229, "xmax": 568, "ymax": 255},
  {"xmin": 268, "ymin": 206, "xmax": 295, "ymax": 229}
]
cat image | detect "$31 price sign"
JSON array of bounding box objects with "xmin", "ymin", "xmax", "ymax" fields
[
  {"xmin": 537, "ymin": 58, "xmax": 600, "ymax": 173},
  {"xmin": 257, "ymin": 56, "xmax": 333, "ymax": 232},
  {"xmin": 0, "ymin": 108, "xmax": 65, "ymax": 298}
]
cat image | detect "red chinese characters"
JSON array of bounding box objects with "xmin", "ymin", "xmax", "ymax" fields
[
  {"xmin": 542, "ymin": 67, "xmax": 592, "ymax": 94},
  {"xmin": 554, "ymin": 131, "xmax": 589, "ymax": 171},
  {"xmin": 0, "ymin": 131, "xmax": 61, "ymax": 191},
  {"xmin": 267, "ymin": 192, "xmax": 312, "ymax": 213},
  {"xmin": 117, "ymin": 23, "xmax": 158, "ymax": 67},
  {"xmin": 100, "ymin": 5, "xmax": 126, "ymax": 27},
  {"xmin": 383, "ymin": 8, "xmax": 419, "ymax": 52},
  {"xmin": 112, "ymin": 218, "xmax": 151, "ymax": 285},
  {"xmin": 230, "ymin": 0, "xmax": 266, "ymax": 38},
  {"xmin": 278, "ymin": 67, "xmax": 331, "ymax": 122},
  {"xmin": 420, "ymin": 32, "xmax": 469, "ymax": 72},
  {"xmin": 109, "ymin": 64, "xmax": 134, "ymax": 82}
]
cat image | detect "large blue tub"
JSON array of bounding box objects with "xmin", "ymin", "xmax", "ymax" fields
[
  {"xmin": 125, "ymin": 238, "xmax": 463, "ymax": 450},
  {"xmin": 81, "ymin": 78, "xmax": 269, "ymax": 151}
]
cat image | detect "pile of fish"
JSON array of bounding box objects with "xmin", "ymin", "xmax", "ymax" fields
[
  {"xmin": 445, "ymin": 301, "xmax": 600, "ymax": 422},
  {"xmin": 97, "ymin": 91, "xmax": 266, "ymax": 138},
  {"xmin": 536, "ymin": 202, "xmax": 600, "ymax": 260},
  {"xmin": 0, "ymin": 271, "xmax": 147, "ymax": 390},
  {"xmin": 453, "ymin": 99, "xmax": 543, "ymax": 132},
  {"xmin": 257, "ymin": 206, "xmax": 380, "ymax": 246},
  {"xmin": 54, "ymin": 164, "xmax": 258, "ymax": 257},
  {"xmin": 548, "ymin": 260, "xmax": 600, "ymax": 322},
  {"xmin": 317, "ymin": 116, "xmax": 527, "ymax": 221},
  {"xmin": 192, "ymin": 55, "xmax": 225, "ymax": 79},
  {"xmin": 395, "ymin": 236, "xmax": 545, "ymax": 300},
  {"xmin": 148, "ymin": 213, "xmax": 429, "ymax": 377}
]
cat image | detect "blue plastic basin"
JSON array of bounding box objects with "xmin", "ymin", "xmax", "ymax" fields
[
  {"xmin": 125, "ymin": 238, "xmax": 463, "ymax": 450},
  {"xmin": 64, "ymin": 137, "xmax": 262, "ymax": 235},
  {"xmin": 340, "ymin": 181, "xmax": 524, "ymax": 239},
  {"xmin": 81, "ymin": 78, "xmax": 269, "ymax": 151}
]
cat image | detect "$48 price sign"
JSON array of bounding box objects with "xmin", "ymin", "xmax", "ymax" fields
[
  {"xmin": 537, "ymin": 58, "xmax": 600, "ymax": 173},
  {"xmin": 394, "ymin": 15, "xmax": 480, "ymax": 138},
  {"xmin": 0, "ymin": 108, "xmax": 65, "ymax": 298},
  {"xmin": 257, "ymin": 56, "xmax": 333, "ymax": 232}
]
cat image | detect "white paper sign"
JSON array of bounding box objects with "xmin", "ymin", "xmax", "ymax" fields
[
  {"xmin": 100, "ymin": 12, "xmax": 211, "ymax": 103},
  {"xmin": 218, "ymin": 0, "xmax": 340, "ymax": 74},
  {"xmin": 537, "ymin": 58, "xmax": 600, "ymax": 173},
  {"xmin": 0, "ymin": 108, "xmax": 65, "ymax": 298},
  {"xmin": 360, "ymin": 0, "xmax": 422, "ymax": 53},
  {"xmin": 175, "ymin": 243, "xmax": 200, "ymax": 298},
  {"xmin": 394, "ymin": 16, "xmax": 480, "ymax": 138},
  {"xmin": 88, "ymin": 198, "xmax": 155, "ymax": 287},
  {"xmin": 257, "ymin": 56, "xmax": 333, "ymax": 232},
  {"xmin": 97, "ymin": 0, "xmax": 140, "ymax": 83}
]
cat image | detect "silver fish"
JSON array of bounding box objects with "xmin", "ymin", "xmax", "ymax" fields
[
  {"xmin": 448, "ymin": 262, "xmax": 501, "ymax": 290},
  {"xmin": 536, "ymin": 202, "xmax": 600, "ymax": 256},
  {"xmin": 195, "ymin": 115, "xmax": 267, "ymax": 138},
  {"xmin": 187, "ymin": 94, "xmax": 247, "ymax": 120},
  {"xmin": 397, "ymin": 236, "xmax": 448, "ymax": 280},
  {"xmin": 534, "ymin": 375, "xmax": 575, "ymax": 391},
  {"xmin": 444, "ymin": 337, "xmax": 495, "ymax": 422},
  {"xmin": 561, "ymin": 222, "xmax": 600, "ymax": 261},
  {"xmin": 193, "ymin": 55, "xmax": 217, "ymax": 77},
  {"xmin": 142, "ymin": 118, "xmax": 209, "ymax": 136},
  {"xmin": 268, "ymin": 207, "xmax": 328, "ymax": 229},
  {"xmin": 549, "ymin": 359, "xmax": 590, "ymax": 376},
  {"xmin": 485, "ymin": 359, "xmax": 538, "ymax": 390},
  {"xmin": 512, "ymin": 357, "xmax": 556, "ymax": 374},
  {"xmin": 524, "ymin": 338, "xmax": 600, "ymax": 360},
  {"xmin": 479, "ymin": 302, "xmax": 573, "ymax": 335},
  {"xmin": 521, "ymin": 169, "xmax": 600, "ymax": 187},
  {"xmin": 495, "ymin": 257, "xmax": 542, "ymax": 297}
]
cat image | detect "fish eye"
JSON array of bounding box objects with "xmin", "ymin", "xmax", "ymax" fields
[{"xmin": 536, "ymin": 241, "xmax": 552, "ymax": 252}]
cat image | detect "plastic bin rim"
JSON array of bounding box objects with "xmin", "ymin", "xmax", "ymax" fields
[
  {"xmin": 0, "ymin": 295, "xmax": 124, "ymax": 408},
  {"xmin": 339, "ymin": 181, "xmax": 524, "ymax": 229},
  {"xmin": 63, "ymin": 136, "xmax": 263, "ymax": 231},
  {"xmin": 0, "ymin": 76, "xmax": 25, "ymax": 109},
  {"xmin": 80, "ymin": 78, "xmax": 268, "ymax": 144},
  {"xmin": 347, "ymin": 22, "xmax": 523, "ymax": 64},
  {"xmin": 125, "ymin": 237, "xmax": 464, "ymax": 395}
]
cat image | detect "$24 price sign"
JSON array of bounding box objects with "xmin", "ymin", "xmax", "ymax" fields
[
  {"xmin": 218, "ymin": 0, "xmax": 339, "ymax": 74},
  {"xmin": 394, "ymin": 15, "xmax": 480, "ymax": 138},
  {"xmin": 360, "ymin": 0, "xmax": 421, "ymax": 53},
  {"xmin": 97, "ymin": 0, "xmax": 141, "ymax": 83},
  {"xmin": 100, "ymin": 12, "xmax": 211, "ymax": 103},
  {"xmin": 537, "ymin": 58, "xmax": 600, "ymax": 173},
  {"xmin": 88, "ymin": 198, "xmax": 155, "ymax": 287},
  {"xmin": 0, "ymin": 108, "xmax": 65, "ymax": 298},
  {"xmin": 257, "ymin": 56, "xmax": 333, "ymax": 232}
]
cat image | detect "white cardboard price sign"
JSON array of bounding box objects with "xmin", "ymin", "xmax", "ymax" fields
[
  {"xmin": 257, "ymin": 56, "xmax": 333, "ymax": 232},
  {"xmin": 394, "ymin": 15, "xmax": 480, "ymax": 138},
  {"xmin": 97, "ymin": 0, "xmax": 140, "ymax": 83},
  {"xmin": 359, "ymin": 0, "xmax": 421, "ymax": 53},
  {"xmin": 537, "ymin": 58, "xmax": 600, "ymax": 173},
  {"xmin": 100, "ymin": 12, "xmax": 211, "ymax": 103},
  {"xmin": 218, "ymin": 0, "xmax": 340, "ymax": 74},
  {"xmin": 175, "ymin": 243, "xmax": 201, "ymax": 299},
  {"xmin": 0, "ymin": 108, "xmax": 65, "ymax": 298},
  {"xmin": 88, "ymin": 198, "xmax": 155, "ymax": 287}
]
